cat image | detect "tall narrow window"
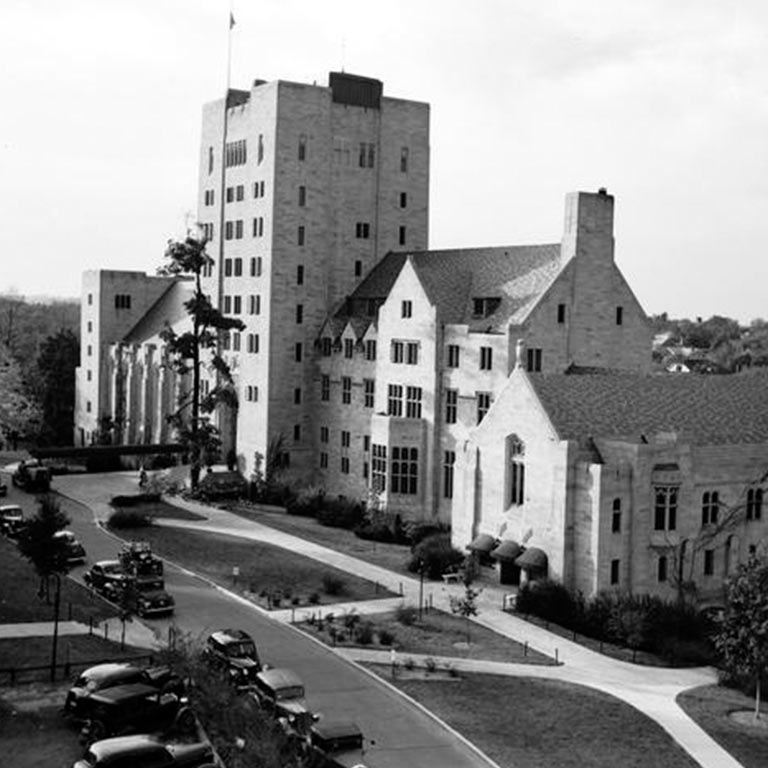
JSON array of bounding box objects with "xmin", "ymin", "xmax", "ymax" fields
[
  {"xmin": 399, "ymin": 226, "xmax": 406, "ymax": 246},
  {"xmin": 298, "ymin": 134, "xmax": 306, "ymax": 161},
  {"xmin": 258, "ymin": 134, "xmax": 264, "ymax": 164},
  {"xmin": 405, "ymin": 386, "xmax": 422, "ymax": 419},
  {"xmin": 480, "ymin": 346, "xmax": 493, "ymax": 370},
  {"xmin": 321, "ymin": 375, "xmax": 330, "ymax": 402},
  {"xmin": 400, "ymin": 192, "xmax": 407, "ymax": 208},
  {"xmin": 747, "ymin": 488, "xmax": 763, "ymax": 520},
  {"xmin": 391, "ymin": 341, "xmax": 404, "ymax": 363},
  {"xmin": 365, "ymin": 340, "xmax": 377, "ymax": 361},
  {"xmin": 400, "ymin": 146, "xmax": 409, "ymax": 172},
  {"xmin": 372, "ymin": 445, "xmax": 387, "ymax": 492},
  {"xmin": 654, "ymin": 486, "xmax": 678, "ymax": 531},
  {"xmin": 447, "ymin": 344, "xmax": 460, "ymax": 368},
  {"xmin": 296, "ymin": 305, "xmax": 303, "ymax": 324},
  {"xmin": 557, "ymin": 303, "xmax": 566, "ymax": 324},
  {"xmin": 526, "ymin": 348, "xmax": 542, "ymax": 372},
  {"xmin": 298, "ymin": 226, "xmax": 305, "ymax": 246},
  {"xmin": 612, "ymin": 499, "xmax": 621, "ymax": 533},
  {"xmin": 364, "ymin": 379, "xmax": 375, "ymax": 408},
  {"xmin": 701, "ymin": 491, "xmax": 719, "ymax": 526},
  {"xmin": 344, "ymin": 338, "xmax": 354, "ymax": 358},
  {"xmin": 703, "ymin": 549, "xmax": 715, "ymax": 576},
  {"xmin": 208, "ymin": 146, "xmax": 214, "ymax": 174},
  {"xmin": 616, "ymin": 306, "xmax": 624, "ymax": 325},
  {"xmin": 294, "ymin": 343, "xmax": 302, "ymax": 362},
  {"xmin": 477, "ymin": 392, "xmax": 491, "ymax": 424},
  {"xmin": 297, "ymin": 265, "xmax": 304, "ymax": 285},
  {"xmin": 341, "ymin": 376, "xmax": 352, "ymax": 405},
  {"xmin": 658, "ymin": 556, "xmax": 668, "ymax": 582},
  {"xmin": 507, "ymin": 435, "xmax": 525, "ymax": 506},
  {"xmin": 401, "ymin": 300, "xmax": 412, "ymax": 318},
  {"xmin": 445, "ymin": 389, "xmax": 458, "ymax": 424},
  {"xmin": 298, "ymin": 185, "xmax": 306, "ymax": 207},
  {"xmin": 443, "ymin": 451, "xmax": 455, "ymax": 499},
  {"xmin": 610, "ymin": 559, "xmax": 620, "ymax": 585}
]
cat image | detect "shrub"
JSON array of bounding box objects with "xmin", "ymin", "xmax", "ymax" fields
[
  {"xmin": 407, "ymin": 533, "xmax": 464, "ymax": 580},
  {"xmin": 515, "ymin": 580, "xmax": 577, "ymax": 625},
  {"xmin": 343, "ymin": 611, "xmax": 360, "ymax": 630},
  {"xmin": 378, "ymin": 629, "xmax": 396, "ymax": 646},
  {"xmin": 403, "ymin": 657, "xmax": 415, "ymax": 671},
  {"xmin": 291, "ymin": 596, "xmax": 300, "ymax": 606},
  {"xmin": 317, "ymin": 498, "xmax": 365, "ymax": 530},
  {"xmin": 308, "ymin": 592, "xmax": 320, "ymax": 605},
  {"xmin": 354, "ymin": 522, "xmax": 395, "ymax": 543},
  {"xmin": 110, "ymin": 493, "xmax": 161, "ymax": 508},
  {"xmin": 395, "ymin": 604, "xmax": 419, "ymax": 626},
  {"xmin": 356, "ymin": 622, "xmax": 374, "ymax": 645},
  {"xmin": 108, "ymin": 509, "xmax": 153, "ymax": 529},
  {"xmin": 251, "ymin": 482, "xmax": 296, "ymax": 508},
  {"xmin": 425, "ymin": 657, "xmax": 437, "ymax": 673},
  {"xmin": 404, "ymin": 521, "xmax": 450, "ymax": 548},
  {"xmin": 322, "ymin": 574, "xmax": 346, "ymax": 596},
  {"xmin": 285, "ymin": 487, "xmax": 325, "ymax": 518}
]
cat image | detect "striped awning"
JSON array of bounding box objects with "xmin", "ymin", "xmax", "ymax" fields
[
  {"xmin": 515, "ymin": 547, "xmax": 548, "ymax": 571},
  {"xmin": 467, "ymin": 534, "xmax": 497, "ymax": 554},
  {"xmin": 490, "ymin": 540, "xmax": 523, "ymax": 562}
]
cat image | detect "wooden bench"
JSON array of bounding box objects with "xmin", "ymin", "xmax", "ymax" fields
[{"xmin": 442, "ymin": 571, "xmax": 462, "ymax": 584}]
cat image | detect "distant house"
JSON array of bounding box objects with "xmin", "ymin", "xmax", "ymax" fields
[{"xmin": 454, "ymin": 365, "xmax": 768, "ymax": 601}]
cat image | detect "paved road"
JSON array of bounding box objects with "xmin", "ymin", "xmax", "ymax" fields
[{"xmin": 37, "ymin": 472, "xmax": 498, "ymax": 768}]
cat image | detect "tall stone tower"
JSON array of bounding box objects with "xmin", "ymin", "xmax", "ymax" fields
[{"xmin": 197, "ymin": 72, "xmax": 430, "ymax": 476}]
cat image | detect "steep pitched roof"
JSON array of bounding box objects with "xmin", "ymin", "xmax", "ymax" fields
[
  {"xmin": 529, "ymin": 369, "xmax": 768, "ymax": 445},
  {"xmin": 408, "ymin": 244, "xmax": 562, "ymax": 328},
  {"xmin": 123, "ymin": 278, "xmax": 193, "ymax": 343}
]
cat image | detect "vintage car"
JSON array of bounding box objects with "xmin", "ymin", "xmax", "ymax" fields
[
  {"xmin": 119, "ymin": 540, "xmax": 163, "ymax": 578},
  {"xmin": 203, "ymin": 628, "xmax": 261, "ymax": 684},
  {"xmin": 77, "ymin": 682, "xmax": 196, "ymax": 745},
  {"xmin": 84, "ymin": 560, "xmax": 129, "ymax": 594},
  {"xmin": 0, "ymin": 504, "xmax": 24, "ymax": 536},
  {"xmin": 249, "ymin": 667, "xmax": 317, "ymax": 736},
  {"xmin": 54, "ymin": 529, "xmax": 87, "ymax": 564},
  {"xmin": 111, "ymin": 575, "xmax": 175, "ymax": 618},
  {"xmin": 308, "ymin": 720, "xmax": 368, "ymax": 768},
  {"xmin": 12, "ymin": 458, "xmax": 51, "ymax": 492},
  {"xmin": 73, "ymin": 734, "xmax": 215, "ymax": 768},
  {"xmin": 64, "ymin": 662, "xmax": 184, "ymax": 718}
]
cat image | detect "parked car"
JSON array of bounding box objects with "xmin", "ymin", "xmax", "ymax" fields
[
  {"xmin": 54, "ymin": 529, "xmax": 87, "ymax": 564},
  {"xmin": 73, "ymin": 734, "xmax": 215, "ymax": 768},
  {"xmin": 308, "ymin": 720, "xmax": 368, "ymax": 768},
  {"xmin": 110, "ymin": 575, "xmax": 175, "ymax": 618},
  {"xmin": 84, "ymin": 560, "xmax": 129, "ymax": 594},
  {"xmin": 64, "ymin": 662, "xmax": 184, "ymax": 718},
  {"xmin": 77, "ymin": 682, "xmax": 196, "ymax": 744},
  {"xmin": 203, "ymin": 628, "xmax": 261, "ymax": 684},
  {"xmin": 119, "ymin": 540, "xmax": 163, "ymax": 578},
  {"xmin": 0, "ymin": 504, "xmax": 24, "ymax": 536},
  {"xmin": 12, "ymin": 458, "xmax": 51, "ymax": 492},
  {"xmin": 249, "ymin": 667, "xmax": 317, "ymax": 736}
]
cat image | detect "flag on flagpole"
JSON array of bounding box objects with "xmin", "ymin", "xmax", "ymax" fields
[{"xmin": 230, "ymin": 12, "xmax": 236, "ymax": 29}]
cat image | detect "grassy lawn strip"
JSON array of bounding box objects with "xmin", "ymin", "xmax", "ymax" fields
[
  {"xmin": 373, "ymin": 670, "xmax": 700, "ymax": 768},
  {"xmin": 114, "ymin": 525, "xmax": 396, "ymax": 607},
  {"xmin": 0, "ymin": 700, "xmax": 81, "ymax": 768},
  {"xmin": 677, "ymin": 685, "xmax": 768, "ymax": 768},
  {"xmin": 0, "ymin": 538, "xmax": 116, "ymax": 624},
  {"xmin": 114, "ymin": 498, "xmax": 206, "ymax": 521},
  {"xmin": 224, "ymin": 501, "xmax": 415, "ymax": 575},
  {"xmin": 299, "ymin": 609, "xmax": 552, "ymax": 664}
]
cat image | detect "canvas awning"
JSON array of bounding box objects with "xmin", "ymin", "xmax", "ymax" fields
[
  {"xmin": 515, "ymin": 547, "xmax": 548, "ymax": 571},
  {"xmin": 467, "ymin": 534, "xmax": 497, "ymax": 554},
  {"xmin": 490, "ymin": 540, "xmax": 523, "ymax": 562}
]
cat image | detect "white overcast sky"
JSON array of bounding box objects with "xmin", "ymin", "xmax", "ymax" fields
[{"xmin": 1, "ymin": 0, "xmax": 766, "ymax": 323}]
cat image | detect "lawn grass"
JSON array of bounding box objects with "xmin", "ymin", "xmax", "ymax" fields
[
  {"xmin": 677, "ymin": 685, "xmax": 768, "ymax": 768},
  {"xmin": 0, "ymin": 700, "xmax": 82, "ymax": 768},
  {"xmin": 114, "ymin": 525, "xmax": 396, "ymax": 608},
  {"xmin": 299, "ymin": 608, "xmax": 552, "ymax": 664},
  {"xmin": 224, "ymin": 501, "xmax": 416, "ymax": 575},
  {"xmin": 0, "ymin": 537, "xmax": 116, "ymax": 624},
  {"xmin": 374, "ymin": 671, "xmax": 701, "ymax": 768},
  {"xmin": 0, "ymin": 635, "xmax": 155, "ymax": 685},
  {"xmin": 109, "ymin": 498, "xmax": 206, "ymax": 521}
]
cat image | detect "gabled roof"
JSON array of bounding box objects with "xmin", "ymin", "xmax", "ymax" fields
[
  {"xmin": 529, "ymin": 369, "xmax": 768, "ymax": 446},
  {"xmin": 123, "ymin": 278, "xmax": 193, "ymax": 343},
  {"xmin": 337, "ymin": 245, "xmax": 562, "ymax": 330}
]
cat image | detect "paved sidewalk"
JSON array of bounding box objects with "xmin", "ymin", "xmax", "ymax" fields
[
  {"xmin": 53, "ymin": 474, "xmax": 745, "ymax": 768},
  {"xmin": 0, "ymin": 618, "xmax": 162, "ymax": 649}
]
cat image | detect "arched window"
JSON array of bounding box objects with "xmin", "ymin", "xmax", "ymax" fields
[{"xmin": 507, "ymin": 435, "xmax": 525, "ymax": 506}]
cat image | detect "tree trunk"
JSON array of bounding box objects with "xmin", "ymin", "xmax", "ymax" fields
[{"xmin": 755, "ymin": 675, "xmax": 762, "ymax": 721}]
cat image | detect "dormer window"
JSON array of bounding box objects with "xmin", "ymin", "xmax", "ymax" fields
[{"xmin": 472, "ymin": 297, "xmax": 501, "ymax": 318}]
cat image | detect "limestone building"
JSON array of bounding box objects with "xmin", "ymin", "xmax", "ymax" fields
[
  {"xmin": 314, "ymin": 189, "xmax": 653, "ymax": 523},
  {"xmin": 74, "ymin": 72, "xmax": 430, "ymax": 466},
  {"xmin": 454, "ymin": 366, "xmax": 768, "ymax": 599}
]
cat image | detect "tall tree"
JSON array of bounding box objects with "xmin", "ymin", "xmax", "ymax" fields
[
  {"xmin": 0, "ymin": 341, "xmax": 41, "ymax": 442},
  {"xmin": 30, "ymin": 328, "xmax": 79, "ymax": 445},
  {"xmin": 16, "ymin": 495, "xmax": 72, "ymax": 681},
  {"xmin": 715, "ymin": 555, "xmax": 768, "ymax": 721},
  {"xmin": 158, "ymin": 235, "xmax": 244, "ymax": 489}
]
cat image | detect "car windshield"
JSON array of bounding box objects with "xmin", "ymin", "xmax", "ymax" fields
[
  {"xmin": 229, "ymin": 641, "xmax": 256, "ymax": 658},
  {"xmin": 138, "ymin": 579, "xmax": 164, "ymax": 592},
  {"xmin": 275, "ymin": 685, "xmax": 304, "ymax": 701}
]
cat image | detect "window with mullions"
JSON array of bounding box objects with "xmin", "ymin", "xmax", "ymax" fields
[
  {"xmin": 443, "ymin": 450, "xmax": 455, "ymax": 499},
  {"xmin": 701, "ymin": 491, "xmax": 719, "ymax": 526},
  {"xmin": 372, "ymin": 445, "xmax": 387, "ymax": 492},
  {"xmin": 387, "ymin": 384, "xmax": 403, "ymax": 417},
  {"xmin": 344, "ymin": 338, "xmax": 354, "ymax": 358},
  {"xmin": 341, "ymin": 376, "xmax": 352, "ymax": 405},
  {"xmin": 365, "ymin": 340, "xmax": 377, "ymax": 361},
  {"xmin": 477, "ymin": 392, "xmax": 491, "ymax": 424},
  {"xmin": 391, "ymin": 447, "xmax": 418, "ymax": 495},
  {"xmin": 654, "ymin": 486, "xmax": 678, "ymax": 531},
  {"xmin": 445, "ymin": 389, "xmax": 458, "ymax": 424},
  {"xmin": 480, "ymin": 346, "xmax": 493, "ymax": 370},
  {"xmin": 321, "ymin": 375, "xmax": 330, "ymax": 402},
  {"xmin": 364, "ymin": 379, "xmax": 375, "ymax": 408},
  {"xmin": 747, "ymin": 488, "xmax": 763, "ymax": 520},
  {"xmin": 405, "ymin": 386, "xmax": 422, "ymax": 419},
  {"xmin": 447, "ymin": 344, "xmax": 460, "ymax": 368}
]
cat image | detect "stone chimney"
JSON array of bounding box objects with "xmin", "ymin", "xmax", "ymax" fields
[{"xmin": 561, "ymin": 189, "xmax": 615, "ymax": 265}]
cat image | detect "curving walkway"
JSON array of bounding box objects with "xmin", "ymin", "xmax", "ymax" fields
[{"xmin": 54, "ymin": 474, "xmax": 744, "ymax": 768}]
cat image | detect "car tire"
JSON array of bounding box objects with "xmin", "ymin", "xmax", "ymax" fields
[{"xmin": 175, "ymin": 707, "xmax": 196, "ymax": 735}]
